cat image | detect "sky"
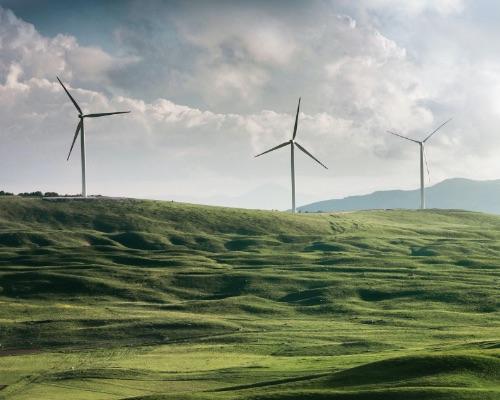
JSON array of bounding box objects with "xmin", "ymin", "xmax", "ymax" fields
[{"xmin": 1, "ymin": 0, "xmax": 500, "ymax": 209}]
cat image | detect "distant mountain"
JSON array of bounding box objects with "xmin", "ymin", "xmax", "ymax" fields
[{"xmin": 298, "ymin": 178, "xmax": 500, "ymax": 214}]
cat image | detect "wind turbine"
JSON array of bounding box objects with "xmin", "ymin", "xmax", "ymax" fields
[
  {"xmin": 57, "ymin": 77, "xmax": 130, "ymax": 197},
  {"xmin": 387, "ymin": 118, "xmax": 452, "ymax": 209},
  {"xmin": 255, "ymin": 98, "xmax": 327, "ymax": 213}
]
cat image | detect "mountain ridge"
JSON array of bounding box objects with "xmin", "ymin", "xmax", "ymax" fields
[{"xmin": 298, "ymin": 177, "xmax": 500, "ymax": 213}]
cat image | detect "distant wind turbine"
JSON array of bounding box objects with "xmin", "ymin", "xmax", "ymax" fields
[
  {"xmin": 387, "ymin": 118, "xmax": 452, "ymax": 209},
  {"xmin": 57, "ymin": 77, "xmax": 130, "ymax": 197},
  {"xmin": 255, "ymin": 98, "xmax": 328, "ymax": 213}
]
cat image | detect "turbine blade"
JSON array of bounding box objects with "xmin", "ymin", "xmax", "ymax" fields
[
  {"xmin": 254, "ymin": 141, "xmax": 290, "ymax": 158},
  {"xmin": 423, "ymin": 145, "xmax": 431, "ymax": 184},
  {"xmin": 386, "ymin": 130, "xmax": 420, "ymax": 143},
  {"xmin": 295, "ymin": 142, "xmax": 328, "ymax": 169},
  {"xmin": 67, "ymin": 120, "xmax": 83, "ymax": 161},
  {"xmin": 292, "ymin": 97, "xmax": 301, "ymax": 140},
  {"xmin": 423, "ymin": 118, "xmax": 452, "ymax": 142},
  {"xmin": 84, "ymin": 111, "xmax": 131, "ymax": 118},
  {"xmin": 57, "ymin": 77, "xmax": 82, "ymax": 115}
]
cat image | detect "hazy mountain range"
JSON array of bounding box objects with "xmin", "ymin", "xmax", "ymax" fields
[{"xmin": 298, "ymin": 178, "xmax": 500, "ymax": 214}]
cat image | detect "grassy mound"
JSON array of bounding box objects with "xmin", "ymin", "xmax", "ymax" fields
[
  {"xmin": 247, "ymin": 388, "xmax": 500, "ymax": 400},
  {"xmin": 317, "ymin": 354, "xmax": 500, "ymax": 388},
  {"xmin": 0, "ymin": 197, "xmax": 498, "ymax": 400}
]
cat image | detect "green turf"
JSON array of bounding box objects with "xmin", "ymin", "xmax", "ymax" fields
[{"xmin": 0, "ymin": 197, "xmax": 498, "ymax": 400}]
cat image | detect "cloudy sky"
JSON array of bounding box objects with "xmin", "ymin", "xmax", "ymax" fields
[{"xmin": 1, "ymin": 0, "xmax": 499, "ymax": 209}]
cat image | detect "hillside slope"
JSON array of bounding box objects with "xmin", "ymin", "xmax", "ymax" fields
[
  {"xmin": 0, "ymin": 197, "xmax": 498, "ymax": 400},
  {"xmin": 298, "ymin": 177, "xmax": 500, "ymax": 213}
]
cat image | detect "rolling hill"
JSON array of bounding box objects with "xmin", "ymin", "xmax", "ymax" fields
[
  {"xmin": 0, "ymin": 197, "xmax": 498, "ymax": 400},
  {"xmin": 298, "ymin": 178, "xmax": 500, "ymax": 213}
]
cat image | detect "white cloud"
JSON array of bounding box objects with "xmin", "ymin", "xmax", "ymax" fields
[
  {"xmin": 4, "ymin": 63, "xmax": 28, "ymax": 90},
  {"xmin": 176, "ymin": 7, "xmax": 296, "ymax": 67},
  {"xmin": 2, "ymin": 3, "xmax": 500, "ymax": 209},
  {"xmin": 0, "ymin": 7, "xmax": 137, "ymax": 88},
  {"xmin": 362, "ymin": 0, "xmax": 465, "ymax": 16}
]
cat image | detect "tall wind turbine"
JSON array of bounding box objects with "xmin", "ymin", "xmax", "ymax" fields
[
  {"xmin": 57, "ymin": 77, "xmax": 130, "ymax": 197},
  {"xmin": 387, "ymin": 118, "xmax": 452, "ymax": 209},
  {"xmin": 255, "ymin": 98, "xmax": 327, "ymax": 213}
]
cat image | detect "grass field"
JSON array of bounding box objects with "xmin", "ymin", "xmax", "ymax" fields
[{"xmin": 0, "ymin": 197, "xmax": 498, "ymax": 399}]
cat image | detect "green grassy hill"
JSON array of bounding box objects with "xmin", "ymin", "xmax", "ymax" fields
[{"xmin": 0, "ymin": 197, "xmax": 498, "ymax": 400}]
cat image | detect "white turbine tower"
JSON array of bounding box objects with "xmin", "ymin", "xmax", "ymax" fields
[
  {"xmin": 57, "ymin": 77, "xmax": 130, "ymax": 197},
  {"xmin": 255, "ymin": 98, "xmax": 328, "ymax": 213},
  {"xmin": 387, "ymin": 118, "xmax": 452, "ymax": 209}
]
